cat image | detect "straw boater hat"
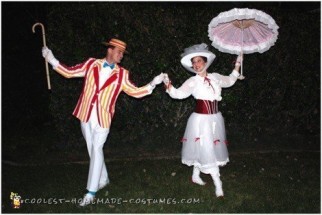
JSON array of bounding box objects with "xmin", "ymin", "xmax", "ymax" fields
[
  {"xmin": 102, "ymin": 38, "xmax": 128, "ymax": 53},
  {"xmin": 180, "ymin": 43, "xmax": 216, "ymax": 73}
]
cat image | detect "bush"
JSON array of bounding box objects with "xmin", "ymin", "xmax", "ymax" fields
[{"xmin": 46, "ymin": 2, "xmax": 320, "ymax": 153}]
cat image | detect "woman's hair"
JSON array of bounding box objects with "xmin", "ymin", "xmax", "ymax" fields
[{"xmin": 191, "ymin": 56, "xmax": 207, "ymax": 63}]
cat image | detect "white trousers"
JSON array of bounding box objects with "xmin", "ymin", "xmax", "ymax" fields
[{"xmin": 80, "ymin": 107, "xmax": 110, "ymax": 192}]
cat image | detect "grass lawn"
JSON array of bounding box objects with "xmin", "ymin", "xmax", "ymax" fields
[{"xmin": 2, "ymin": 151, "xmax": 320, "ymax": 213}]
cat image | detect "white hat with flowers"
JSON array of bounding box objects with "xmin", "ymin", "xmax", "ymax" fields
[{"xmin": 180, "ymin": 43, "xmax": 216, "ymax": 73}]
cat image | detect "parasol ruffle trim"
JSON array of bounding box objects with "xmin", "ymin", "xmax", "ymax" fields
[
  {"xmin": 208, "ymin": 8, "xmax": 279, "ymax": 55},
  {"xmin": 208, "ymin": 8, "xmax": 279, "ymax": 35},
  {"xmin": 210, "ymin": 35, "xmax": 278, "ymax": 55}
]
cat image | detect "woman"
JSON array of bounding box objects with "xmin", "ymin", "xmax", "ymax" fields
[{"xmin": 163, "ymin": 43, "xmax": 242, "ymax": 197}]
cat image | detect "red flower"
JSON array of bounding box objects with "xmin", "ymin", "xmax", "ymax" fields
[{"xmin": 181, "ymin": 138, "xmax": 187, "ymax": 143}]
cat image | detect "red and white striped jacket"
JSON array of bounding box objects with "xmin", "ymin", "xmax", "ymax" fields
[{"xmin": 54, "ymin": 58, "xmax": 153, "ymax": 128}]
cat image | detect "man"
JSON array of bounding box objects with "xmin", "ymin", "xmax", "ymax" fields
[{"xmin": 42, "ymin": 38, "xmax": 164, "ymax": 206}]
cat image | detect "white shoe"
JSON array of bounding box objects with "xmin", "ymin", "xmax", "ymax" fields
[
  {"xmin": 192, "ymin": 176, "xmax": 206, "ymax": 186},
  {"xmin": 98, "ymin": 180, "xmax": 109, "ymax": 190},
  {"xmin": 214, "ymin": 178, "xmax": 224, "ymax": 197},
  {"xmin": 215, "ymin": 187, "xmax": 224, "ymax": 197},
  {"xmin": 79, "ymin": 193, "xmax": 95, "ymax": 207}
]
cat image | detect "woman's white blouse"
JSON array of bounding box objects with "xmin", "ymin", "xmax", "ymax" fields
[{"xmin": 167, "ymin": 70, "xmax": 239, "ymax": 101}]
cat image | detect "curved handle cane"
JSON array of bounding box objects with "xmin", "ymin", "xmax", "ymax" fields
[{"xmin": 32, "ymin": 22, "xmax": 51, "ymax": 90}]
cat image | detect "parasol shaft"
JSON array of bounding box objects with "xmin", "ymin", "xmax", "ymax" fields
[
  {"xmin": 238, "ymin": 29, "xmax": 245, "ymax": 80},
  {"xmin": 32, "ymin": 22, "xmax": 51, "ymax": 90},
  {"xmin": 241, "ymin": 55, "xmax": 244, "ymax": 77},
  {"xmin": 241, "ymin": 29, "xmax": 243, "ymax": 76}
]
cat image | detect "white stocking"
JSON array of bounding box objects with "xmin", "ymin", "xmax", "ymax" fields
[
  {"xmin": 192, "ymin": 166, "xmax": 206, "ymax": 186},
  {"xmin": 210, "ymin": 168, "xmax": 224, "ymax": 197}
]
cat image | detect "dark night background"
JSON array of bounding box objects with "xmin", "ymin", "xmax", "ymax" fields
[{"xmin": 1, "ymin": 2, "xmax": 321, "ymax": 162}]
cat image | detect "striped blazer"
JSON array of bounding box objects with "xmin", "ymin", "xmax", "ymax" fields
[{"xmin": 54, "ymin": 58, "xmax": 153, "ymax": 128}]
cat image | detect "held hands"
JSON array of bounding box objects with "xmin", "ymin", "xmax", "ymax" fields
[
  {"xmin": 150, "ymin": 73, "xmax": 165, "ymax": 87},
  {"xmin": 42, "ymin": 47, "xmax": 59, "ymax": 68},
  {"xmin": 163, "ymin": 73, "xmax": 172, "ymax": 90},
  {"xmin": 163, "ymin": 73, "xmax": 170, "ymax": 85}
]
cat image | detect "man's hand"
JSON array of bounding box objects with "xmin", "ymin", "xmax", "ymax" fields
[
  {"xmin": 150, "ymin": 73, "xmax": 165, "ymax": 87},
  {"xmin": 42, "ymin": 47, "xmax": 59, "ymax": 68}
]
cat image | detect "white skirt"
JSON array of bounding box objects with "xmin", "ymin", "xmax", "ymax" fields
[{"xmin": 181, "ymin": 112, "xmax": 229, "ymax": 174}]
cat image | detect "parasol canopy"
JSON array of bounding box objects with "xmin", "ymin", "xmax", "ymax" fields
[
  {"xmin": 208, "ymin": 8, "xmax": 279, "ymax": 79},
  {"xmin": 208, "ymin": 8, "xmax": 279, "ymax": 55}
]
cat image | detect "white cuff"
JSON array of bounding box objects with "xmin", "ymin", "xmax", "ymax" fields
[
  {"xmin": 49, "ymin": 58, "xmax": 59, "ymax": 69},
  {"xmin": 147, "ymin": 83, "xmax": 155, "ymax": 93},
  {"xmin": 166, "ymin": 85, "xmax": 174, "ymax": 94},
  {"xmin": 232, "ymin": 70, "xmax": 240, "ymax": 77},
  {"xmin": 149, "ymin": 82, "xmax": 156, "ymax": 89}
]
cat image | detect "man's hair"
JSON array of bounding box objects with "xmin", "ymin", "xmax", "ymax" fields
[{"xmin": 107, "ymin": 45, "xmax": 115, "ymax": 50}]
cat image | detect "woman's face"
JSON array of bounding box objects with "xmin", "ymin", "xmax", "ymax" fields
[{"xmin": 191, "ymin": 56, "xmax": 207, "ymax": 74}]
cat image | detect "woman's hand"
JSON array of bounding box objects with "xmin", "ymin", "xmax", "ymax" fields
[
  {"xmin": 163, "ymin": 73, "xmax": 172, "ymax": 90},
  {"xmin": 235, "ymin": 53, "xmax": 243, "ymax": 67}
]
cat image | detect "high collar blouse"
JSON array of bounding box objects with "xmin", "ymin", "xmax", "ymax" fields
[{"xmin": 167, "ymin": 70, "xmax": 240, "ymax": 101}]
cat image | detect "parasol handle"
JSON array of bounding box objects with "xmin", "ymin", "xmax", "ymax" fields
[
  {"xmin": 32, "ymin": 22, "xmax": 51, "ymax": 90},
  {"xmin": 238, "ymin": 53, "xmax": 245, "ymax": 80},
  {"xmin": 238, "ymin": 27, "xmax": 245, "ymax": 80}
]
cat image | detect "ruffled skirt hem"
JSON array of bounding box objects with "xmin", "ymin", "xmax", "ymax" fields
[{"xmin": 181, "ymin": 112, "xmax": 229, "ymax": 169}]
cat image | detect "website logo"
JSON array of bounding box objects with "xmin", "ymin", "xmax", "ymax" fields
[{"xmin": 10, "ymin": 192, "xmax": 21, "ymax": 209}]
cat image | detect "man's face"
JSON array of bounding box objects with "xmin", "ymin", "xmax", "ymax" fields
[{"xmin": 107, "ymin": 47, "xmax": 124, "ymax": 64}]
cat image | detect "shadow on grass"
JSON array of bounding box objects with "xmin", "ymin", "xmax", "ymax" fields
[{"xmin": 2, "ymin": 151, "xmax": 320, "ymax": 213}]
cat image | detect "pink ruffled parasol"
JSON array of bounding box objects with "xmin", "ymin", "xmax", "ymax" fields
[{"xmin": 208, "ymin": 8, "xmax": 279, "ymax": 79}]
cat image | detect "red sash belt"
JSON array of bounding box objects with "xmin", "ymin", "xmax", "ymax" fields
[{"xmin": 195, "ymin": 99, "xmax": 218, "ymax": 114}]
